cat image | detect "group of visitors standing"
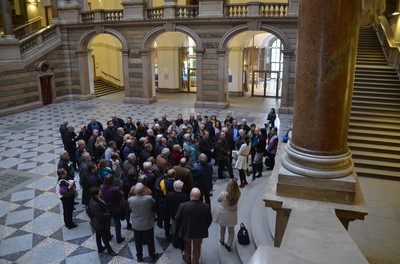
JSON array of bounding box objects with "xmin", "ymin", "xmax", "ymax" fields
[{"xmin": 56, "ymin": 109, "xmax": 279, "ymax": 263}]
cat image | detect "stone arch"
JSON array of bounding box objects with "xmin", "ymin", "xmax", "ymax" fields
[
  {"xmin": 218, "ymin": 24, "xmax": 293, "ymax": 109},
  {"xmin": 219, "ymin": 24, "xmax": 291, "ymax": 50},
  {"xmin": 142, "ymin": 25, "xmax": 204, "ymax": 51},
  {"xmin": 77, "ymin": 28, "xmax": 129, "ymax": 51},
  {"xmin": 140, "ymin": 25, "xmax": 204, "ymax": 107},
  {"xmin": 76, "ymin": 28, "xmax": 129, "ymax": 100}
]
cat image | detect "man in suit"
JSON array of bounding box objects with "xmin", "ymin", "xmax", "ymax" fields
[
  {"xmin": 175, "ymin": 188, "xmax": 212, "ymax": 264},
  {"xmin": 128, "ymin": 183, "xmax": 159, "ymax": 263},
  {"xmin": 173, "ymin": 158, "xmax": 193, "ymax": 196}
]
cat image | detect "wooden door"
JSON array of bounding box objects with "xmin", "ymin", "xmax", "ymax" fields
[{"xmin": 40, "ymin": 75, "xmax": 52, "ymax": 105}]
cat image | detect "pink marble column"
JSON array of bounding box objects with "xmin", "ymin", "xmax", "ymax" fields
[{"xmin": 278, "ymin": 0, "xmax": 362, "ymax": 203}]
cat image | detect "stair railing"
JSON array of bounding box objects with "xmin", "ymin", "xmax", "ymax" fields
[{"xmin": 375, "ymin": 16, "xmax": 400, "ymax": 76}]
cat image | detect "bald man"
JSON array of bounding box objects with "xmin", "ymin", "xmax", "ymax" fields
[{"xmin": 175, "ymin": 188, "xmax": 212, "ymax": 264}]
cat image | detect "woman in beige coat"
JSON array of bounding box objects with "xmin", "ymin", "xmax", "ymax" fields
[
  {"xmin": 215, "ymin": 180, "xmax": 241, "ymax": 252},
  {"xmin": 235, "ymin": 136, "xmax": 251, "ymax": 188}
]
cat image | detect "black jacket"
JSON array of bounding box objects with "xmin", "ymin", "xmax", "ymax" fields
[
  {"xmin": 175, "ymin": 200, "xmax": 212, "ymax": 239},
  {"xmin": 166, "ymin": 191, "xmax": 189, "ymax": 220},
  {"xmin": 89, "ymin": 198, "xmax": 111, "ymax": 230},
  {"xmin": 81, "ymin": 173, "xmax": 101, "ymax": 206}
]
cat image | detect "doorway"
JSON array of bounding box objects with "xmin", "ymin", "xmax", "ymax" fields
[
  {"xmin": 40, "ymin": 75, "xmax": 53, "ymax": 105},
  {"xmin": 251, "ymin": 70, "xmax": 280, "ymax": 97}
]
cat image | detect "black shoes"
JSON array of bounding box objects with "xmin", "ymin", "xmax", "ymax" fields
[
  {"xmin": 67, "ymin": 223, "xmax": 78, "ymax": 229},
  {"xmin": 137, "ymin": 257, "xmax": 144, "ymax": 262},
  {"xmin": 219, "ymin": 240, "xmax": 225, "ymax": 245},
  {"xmin": 117, "ymin": 237, "xmax": 125, "ymax": 244},
  {"xmin": 150, "ymin": 253, "xmax": 159, "ymax": 262},
  {"xmin": 224, "ymin": 244, "xmax": 232, "ymax": 252},
  {"xmin": 98, "ymin": 246, "xmax": 106, "ymax": 253},
  {"xmin": 127, "ymin": 223, "xmax": 132, "ymax": 230},
  {"xmin": 107, "ymin": 235, "xmax": 114, "ymax": 241},
  {"xmin": 107, "ymin": 250, "xmax": 117, "ymax": 256}
]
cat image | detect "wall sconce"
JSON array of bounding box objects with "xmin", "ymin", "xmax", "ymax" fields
[
  {"xmin": 392, "ymin": 12, "xmax": 400, "ymax": 16},
  {"xmin": 27, "ymin": 0, "xmax": 38, "ymax": 4}
]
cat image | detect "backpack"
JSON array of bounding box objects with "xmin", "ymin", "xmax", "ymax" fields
[{"xmin": 237, "ymin": 223, "xmax": 250, "ymax": 245}]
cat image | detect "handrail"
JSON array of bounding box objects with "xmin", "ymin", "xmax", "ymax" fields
[
  {"xmin": 13, "ymin": 16, "xmax": 43, "ymax": 40},
  {"xmin": 19, "ymin": 25, "xmax": 58, "ymax": 55},
  {"xmin": 375, "ymin": 16, "xmax": 400, "ymax": 72},
  {"xmin": 101, "ymin": 71, "xmax": 120, "ymax": 82}
]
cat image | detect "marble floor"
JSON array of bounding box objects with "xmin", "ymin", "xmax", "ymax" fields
[{"xmin": 0, "ymin": 92, "xmax": 399, "ymax": 264}]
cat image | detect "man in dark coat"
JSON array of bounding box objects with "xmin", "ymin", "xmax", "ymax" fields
[
  {"xmin": 78, "ymin": 125, "xmax": 91, "ymax": 144},
  {"xmin": 103, "ymin": 121, "xmax": 117, "ymax": 143},
  {"xmin": 81, "ymin": 162, "xmax": 101, "ymax": 206},
  {"xmin": 175, "ymin": 188, "xmax": 212, "ymax": 264},
  {"xmin": 166, "ymin": 179, "xmax": 189, "ymax": 236},
  {"xmin": 87, "ymin": 129, "xmax": 100, "ymax": 157},
  {"xmin": 215, "ymin": 131, "xmax": 234, "ymax": 179},
  {"xmin": 199, "ymin": 131, "xmax": 214, "ymax": 162},
  {"xmin": 89, "ymin": 187, "xmax": 116, "ymax": 256},
  {"xmin": 64, "ymin": 126, "xmax": 78, "ymax": 169},
  {"xmin": 111, "ymin": 114, "xmax": 125, "ymax": 129},
  {"xmin": 192, "ymin": 154, "xmax": 213, "ymax": 205},
  {"xmin": 87, "ymin": 118, "xmax": 104, "ymax": 134},
  {"xmin": 123, "ymin": 117, "xmax": 136, "ymax": 134},
  {"xmin": 59, "ymin": 121, "xmax": 68, "ymax": 149}
]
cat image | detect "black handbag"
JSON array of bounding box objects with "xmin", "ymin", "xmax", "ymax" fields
[{"xmin": 237, "ymin": 223, "xmax": 250, "ymax": 245}]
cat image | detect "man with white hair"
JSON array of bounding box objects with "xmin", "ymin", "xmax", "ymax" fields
[
  {"xmin": 175, "ymin": 188, "xmax": 212, "ymax": 264},
  {"xmin": 123, "ymin": 153, "xmax": 137, "ymax": 177},
  {"xmin": 128, "ymin": 183, "xmax": 159, "ymax": 262},
  {"xmin": 192, "ymin": 153, "xmax": 213, "ymax": 205},
  {"xmin": 143, "ymin": 161, "xmax": 156, "ymax": 190},
  {"xmin": 166, "ymin": 180, "xmax": 189, "ymax": 235},
  {"xmin": 238, "ymin": 118, "xmax": 251, "ymax": 134},
  {"xmin": 156, "ymin": 147, "xmax": 172, "ymax": 173}
]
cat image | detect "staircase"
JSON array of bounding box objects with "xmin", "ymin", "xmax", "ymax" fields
[
  {"xmin": 94, "ymin": 78, "xmax": 124, "ymax": 97},
  {"xmin": 349, "ymin": 27, "xmax": 400, "ymax": 179}
]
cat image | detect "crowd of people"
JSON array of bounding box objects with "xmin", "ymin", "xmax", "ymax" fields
[{"xmin": 56, "ymin": 109, "xmax": 279, "ymax": 263}]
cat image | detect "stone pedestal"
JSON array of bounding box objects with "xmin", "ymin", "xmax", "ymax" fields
[
  {"xmin": 198, "ymin": 0, "xmax": 224, "ymax": 18},
  {"xmin": 0, "ymin": 39, "xmax": 21, "ymax": 62},
  {"xmin": 122, "ymin": 0, "xmax": 146, "ymax": 20},
  {"xmin": 58, "ymin": 0, "xmax": 82, "ymax": 23},
  {"xmin": 278, "ymin": 0, "xmax": 362, "ymax": 204}
]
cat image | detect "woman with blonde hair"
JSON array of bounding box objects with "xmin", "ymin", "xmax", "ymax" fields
[
  {"xmin": 215, "ymin": 179, "xmax": 241, "ymax": 252},
  {"xmin": 94, "ymin": 136, "xmax": 107, "ymax": 163}
]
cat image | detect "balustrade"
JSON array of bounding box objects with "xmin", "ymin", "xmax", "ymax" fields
[
  {"xmin": 260, "ymin": 3, "xmax": 288, "ymax": 17},
  {"xmin": 225, "ymin": 4, "xmax": 248, "ymax": 17},
  {"xmin": 81, "ymin": 11, "xmax": 95, "ymax": 23},
  {"xmin": 19, "ymin": 25, "xmax": 59, "ymax": 55},
  {"xmin": 176, "ymin": 5, "xmax": 199, "ymax": 19},
  {"xmin": 147, "ymin": 7, "xmax": 164, "ymax": 19}
]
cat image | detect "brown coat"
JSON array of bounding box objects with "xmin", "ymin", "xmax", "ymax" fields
[
  {"xmin": 156, "ymin": 154, "xmax": 172, "ymax": 174},
  {"xmin": 216, "ymin": 138, "xmax": 230, "ymax": 161},
  {"xmin": 173, "ymin": 165, "xmax": 193, "ymax": 195}
]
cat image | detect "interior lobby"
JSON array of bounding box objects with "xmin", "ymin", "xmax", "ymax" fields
[{"xmin": 0, "ymin": 0, "xmax": 400, "ymax": 263}]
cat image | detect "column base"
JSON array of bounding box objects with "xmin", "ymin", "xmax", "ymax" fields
[
  {"xmin": 194, "ymin": 100, "xmax": 230, "ymax": 109},
  {"xmin": 277, "ymin": 165, "xmax": 357, "ymax": 204},
  {"xmin": 124, "ymin": 96, "xmax": 157, "ymax": 104},
  {"xmin": 157, "ymin": 88, "xmax": 180, "ymax": 93}
]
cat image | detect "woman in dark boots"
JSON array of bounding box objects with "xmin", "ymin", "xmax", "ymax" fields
[
  {"xmin": 89, "ymin": 187, "xmax": 117, "ymax": 256},
  {"xmin": 252, "ymin": 128, "xmax": 267, "ymax": 181}
]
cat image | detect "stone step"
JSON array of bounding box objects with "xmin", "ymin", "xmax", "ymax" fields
[
  {"xmin": 354, "ymin": 167, "xmax": 400, "ymax": 179},
  {"xmin": 348, "ymin": 142, "xmax": 400, "ymax": 155},
  {"xmin": 350, "ymin": 110, "xmax": 400, "ymax": 121},
  {"xmin": 234, "ymin": 173, "xmax": 268, "ymax": 264},
  {"xmin": 353, "ymin": 158, "xmax": 400, "ymax": 172},
  {"xmin": 354, "ymin": 77, "xmax": 400, "ymax": 85},
  {"xmin": 349, "ymin": 121, "xmax": 400, "ymax": 133},
  {"xmin": 348, "ymin": 128, "xmax": 400, "ymax": 140},
  {"xmin": 351, "ymin": 150, "xmax": 400, "ymax": 163},
  {"xmin": 355, "ymin": 73, "xmax": 399, "ymax": 79},
  {"xmin": 352, "ymin": 95, "xmax": 400, "ymax": 105},
  {"xmin": 251, "ymin": 175, "xmax": 274, "ymax": 248},
  {"xmin": 353, "ymin": 90, "xmax": 400, "ymax": 99},
  {"xmin": 352, "ymin": 99, "xmax": 400, "ymax": 108},
  {"xmin": 353, "ymin": 86, "xmax": 400, "ymax": 94},
  {"xmin": 348, "ymin": 135, "xmax": 400, "ymax": 147},
  {"xmin": 356, "ymin": 61, "xmax": 387, "ymax": 65},
  {"xmin": 350, "ymin": 116, "xmax": 400, "ymax": 126}
]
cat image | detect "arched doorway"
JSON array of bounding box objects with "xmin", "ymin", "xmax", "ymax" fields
[
  {"xmin": 152, "ymin": 32, "xmax": 197, "ymax": 94},
  {"xmin": 227, "ymin": 31, "xmax": 284, "ymax": 98},
  {"xmin": 89, "ymin": 34, "xmax": 124, "ymax": 96},
  {"xmin": 77, "ymin": 28, "xmax": 129, "ymax": 100}
]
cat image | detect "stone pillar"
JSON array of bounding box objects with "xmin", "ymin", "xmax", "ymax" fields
[
  {"xmin": 279, "ymin": 50, "xmax": 294, "ymax": 113},
  {"xmin": 287, "ymin": 0, "xmax": 299, "ymax": 16},
  {"xmin": 58, "ymin": 0, "xmax": 82, "ymax": 23},
  {"xmin": 195, "ymin": 48, "xmax": 204, "ymax": 104},
  {"xmin": 124, "ymin": 49, "xmax": 157, "ymax": 104},
  {"xmin": 0, "ymin": 0, "xmax": 15, "ymax": 39},
  {"xmin": 122, "ymin": 0, "xmax": 146, "ymax": 20},
  {"xmin": 77, "ymin": 50, "xmax": 92, "ymax": 97},
  {"xmin": 163, "ymin": 0, "xmax": 177, "ymax": 19},
  {"xmin": 51, "ymin": 0, "xmax": 59, "ymax": 21},
  {"xmin": 277, "ymin": 0, "xmax": 362, "ymax": 204},
  {"xmin": 248, "ymin": 2, "xmax": 261, "ymax": 17},
  {"xmin": 198, "ymin": 0, "xmax": 224, "ymax": 18}
]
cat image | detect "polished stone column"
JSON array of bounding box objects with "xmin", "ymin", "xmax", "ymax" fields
[
  {"xmin": 0, "ymin": 0, "xmax": 15, "ymax": 39},
  {"xmin": 278, "ymin": 0, "xmax": 362, "ymax": 204}
]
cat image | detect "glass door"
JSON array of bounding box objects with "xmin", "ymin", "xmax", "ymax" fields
[{"xmin": 251, "ymin": 70, "xmax": 280, "ymax": 97}]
